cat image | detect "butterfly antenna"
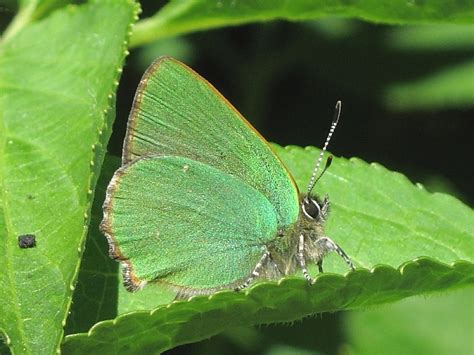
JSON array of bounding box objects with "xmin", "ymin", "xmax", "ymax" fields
[{"xmin": 306, "ymin": 100, "xmax": 342, "ymax": 196}]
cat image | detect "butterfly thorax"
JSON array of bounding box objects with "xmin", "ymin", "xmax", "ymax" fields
[{"xmin": 266, "ymin": 194, "xmax": 330, "ymax": 277}]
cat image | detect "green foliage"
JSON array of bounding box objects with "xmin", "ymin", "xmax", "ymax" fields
[
  {"xmin": 64, "ymin": 157, "xmax": 120, "ymax": 334},
  {"xmin": 0, "ymin": 0, "xmax": 473, "ymax": 353},
  {"xmin": 345, "ymin": 288, "xmax": 474, "ymax": 354},
  {"xmin": 63, "ymin": 259, "xmax": 474, "ymax": 353},
  {"xmin": 63, "ymin": 262, "xmax": 473, "ymax": 353},
  {"xmin": 130, "ymin": 0, "xmax": 474, "ymax": 47},
  {"xmin": 385, "ymin": 59, "xmax": 474, "ymax": 110},
  {"xmin": 61, "ymin": 146, "xmax": 474, "ymax": 353},
  {"xmin": 0, "ymin": 1, "xmax": 138, "ymax": 353},
  {"xmin": 383, "ymin": 24, "xmax": 474, "ymax": 110}
]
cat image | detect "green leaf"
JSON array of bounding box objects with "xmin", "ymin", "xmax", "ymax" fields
[
  {"xmin": 279, "ymin": 145, "xmax": 473, "ymax": 268},
  {"xmin": 1, "ymin": 0, "xmax": 69, "ymax": 44},
  {"xmin": 387, "ymin": 24, "xmax": 474, "ymax": 50},
  {"xmin": 130, "ymin": 0, "xmax": 474, "ymax": 47},
  {"xmin": 0, "ymin": 1, "xmax": 138, "ymax": 353},
  {"xmin": 380, "ymin": 24, "xmax": 474, "ymax": 110},
  {"xmin": 385, "ymin": 59, "xmax": 474, "ymax": 110},
  {"xmin": 64, "ymin": 155, "xmax": 121, "ymax": 335},
  {"xmin": 344, "ymin": 288, "xmax": 474, "ymax": 354},
  {"xmin": 62, "ymin": 145, "xmax": 474, "ymax": 353}
]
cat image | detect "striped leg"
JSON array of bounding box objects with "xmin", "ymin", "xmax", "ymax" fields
[
  {"xmin": 316, "ymin": 237, "xmax": 355, "ymax": 271},
  {"xmin": 235, "ymin": 249, "xmax": 270, "ymax": 291},
  {"xmin": 297, "ymin": 234, "xmax": 313, "ymax": 284}
]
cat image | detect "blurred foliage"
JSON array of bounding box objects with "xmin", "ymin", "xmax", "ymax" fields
[
  {"xmin": 344, "ymin": 288, "xmax": 474, "ymax": 355},
  {"xmin": 169, "ymin": 288, "xmax": 474, "ymax": 355},
  {"xmin": 130, "ymin": 0, "xmax": 474, "ymax": 46}
]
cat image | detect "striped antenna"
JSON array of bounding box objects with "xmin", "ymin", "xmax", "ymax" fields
[{"xmin": 306, "ymin": 100, "xmax": 342, "ymax": 196}]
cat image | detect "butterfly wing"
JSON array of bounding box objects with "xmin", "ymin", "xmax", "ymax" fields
[
  {"xmin": 102, "ymin": 155, "xmax": 279, "ymax": 293},
  {"xmin": 123, "ymin": 57, "xmax": 299, "ymax": 229}
]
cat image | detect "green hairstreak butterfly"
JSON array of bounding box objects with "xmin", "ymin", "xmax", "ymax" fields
[{"xmin": 101, "ymin": 56, "xmax": 354, "ymax": 297}]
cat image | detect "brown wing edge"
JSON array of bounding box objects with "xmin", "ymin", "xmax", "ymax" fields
[
  {"xmin": 121, "ymin": 56, "xmax": 299, "ymax": 196},
  {"xmin": 100, "ymin": 156, "xmax": 276, "ymax": 296},
  {"xmin": 100, "ymin": 162, "xmax": 145, "ymax": 291},
  {"xmin": 121, "ymin": 57, "xmax": 171, "ymax": 165}
]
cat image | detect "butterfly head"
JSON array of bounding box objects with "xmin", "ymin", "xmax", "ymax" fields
[{"xmin": 301, "ymin": 194, "xmax": 329, "ymax": 223}]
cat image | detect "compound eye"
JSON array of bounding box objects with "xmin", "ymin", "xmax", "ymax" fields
[{"xmin": 302, "ymin": 198, "xmax": 321, "ymax": 220}]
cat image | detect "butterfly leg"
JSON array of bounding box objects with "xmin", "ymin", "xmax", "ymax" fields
[
  {"xmin": 316, "ymin": 237, "xmax": 355, "ymax": 271},
  {"xmin": 297, "ymin": 234, "xmax": 314, "ymax": 284},
  {"xmin": 235, "ymin": 249, "xmax": 270, "ymax": 291},
  {"xmin": 317, "ymin": 260, "xmax": 324, "ymax": 273}
]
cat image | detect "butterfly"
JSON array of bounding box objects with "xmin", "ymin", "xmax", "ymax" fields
[{"xmin": 101, "ymin": 56, "xmax": 354, "ymax": 298}]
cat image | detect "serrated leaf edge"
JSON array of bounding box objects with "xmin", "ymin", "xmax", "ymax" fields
[
  {"xmin": 62, "ymin": 257, "xmax": 473, "ymax": 347},
  {"xmin": 55, "ymin": 1, "xmax": 141, "ymax": 353}
]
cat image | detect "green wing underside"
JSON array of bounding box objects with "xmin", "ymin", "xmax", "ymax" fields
[
  {"xmin": 124, "ymin": 57, "xmax": 299, "ymax": 228},
  {"xmin": 109, "ymin": 155, "xmax": 279, "ymax": 289}
]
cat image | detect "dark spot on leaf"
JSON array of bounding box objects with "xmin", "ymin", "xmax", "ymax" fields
[{"xmin": 18, "ymin": 234, "xmax": 36, "ymax": 249}]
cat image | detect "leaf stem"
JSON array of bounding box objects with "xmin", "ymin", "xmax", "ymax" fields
[{"xmin": 1, "ymin": 1, "xmax": 38, "ymax": 46}]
